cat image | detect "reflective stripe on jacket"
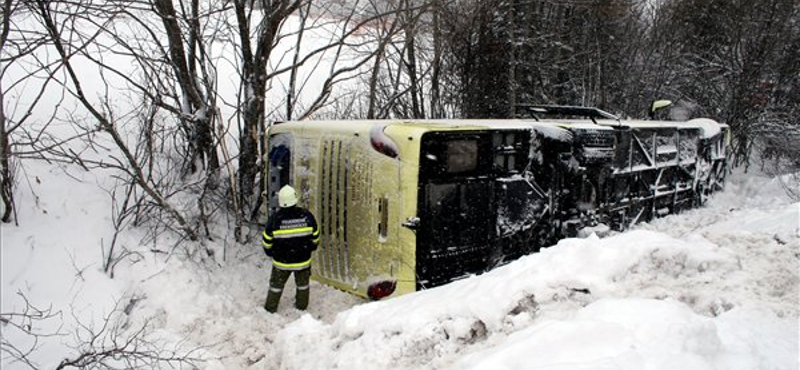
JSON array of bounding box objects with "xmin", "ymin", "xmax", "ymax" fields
[{"xmin": 262, "ymin": 205, "xmax": 319, "ymax": 270}]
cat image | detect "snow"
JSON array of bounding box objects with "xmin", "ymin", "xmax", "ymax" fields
[
  {"xmin": 2, "ymin": 155, "xmax": 798, "ymax": 370},
  {"xmin": 531, "ymin": 122, "xmax": 575, "ymax": 142},
  {"xmin": 458, "ymin": 298, "xmax": 796, "ymax": 370},
  {"xmin": 687, "ymin": 118, "xmax": 723, "ymax": 139},
  {"xmin": 596, "ymin": 118, "xmax": 725, "ymax": 140}
]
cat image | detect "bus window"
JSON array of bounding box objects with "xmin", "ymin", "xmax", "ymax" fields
[
  {"xmin": 420, "ymin": 132, "xmax": 489, "ymax": 179},
  {"xmin": 267, "ymin": 133, "xmax": 293, "ymax": 215},
  {"xmin": 492, "ymin": 131, "xmax": 528, "ymax": 173},
  {"xmin": 446, "ymin": 139, "xmax": 478, "ymax": 173}
]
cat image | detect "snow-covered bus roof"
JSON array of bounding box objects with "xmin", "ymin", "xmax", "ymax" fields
[
  {"xmin": 591, "ymin": 118, "xmax": 726, "ymax": 138},
  {"xmin": 271, "ymin": 118, "xmax": 609, "ymax": 140},
  {"xmin": 273, "ymin": 118, "xmax": 563, "ymax": 129},
  {"xmin": 272, "ymin": 117, "xmax": 724, "ymax": 138}
]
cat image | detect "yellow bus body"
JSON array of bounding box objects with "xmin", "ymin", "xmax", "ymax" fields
[{"xmin": 265, "ymin": 120, "xmax": 491, "ymax": 299}]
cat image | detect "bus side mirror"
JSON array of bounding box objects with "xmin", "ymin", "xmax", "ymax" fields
[{"xmin": 402, "ymin": 217, "xmax": 420, "ymax": 230}]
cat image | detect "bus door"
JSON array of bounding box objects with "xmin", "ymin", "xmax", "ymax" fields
[{"xmin": 416, "ymin": 131, "xmax": 496, "ymax": 289}]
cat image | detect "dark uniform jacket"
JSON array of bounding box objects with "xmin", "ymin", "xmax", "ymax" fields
[{"xmin": 262, "ymin": 206, "xmax": 320, "ymax": 270}]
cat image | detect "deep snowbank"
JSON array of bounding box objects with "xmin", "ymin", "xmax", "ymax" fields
[
  {"xmin": 268, "ymin": 227, "xmax": 796, "ymax": 370},
  {"xmin": 1, "ymin": 162, "xmax": 122, "ymax": 367},
  {"xmin": 264, "ymin": 172, "xmax": 799, "ymax": 370}
]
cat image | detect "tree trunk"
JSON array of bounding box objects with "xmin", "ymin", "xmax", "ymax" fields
[
  {"xmin": 0, "ymin": 87, "xmax": 13, "ymax": 223},
  {"xmin": 508, "ymin": 0, "xmax": 517, "ymax": 118},
  {"xmin": 235, "ymin": 0, "xmax": 301, "ymax": 219},
  {"xmin": 152, "ymin": 0, "xmax": 219, "ymax": 175},
  {"xmin": 404, "ymin": 0, "xmax": 423, "ymax": 119},
  {"xmin": 430, "ymin": 0, "xmax": 442, "ymax": 118},
  {"xmin": 1, "ymin": 0, "xmax": 15, "ymax": 223},
  {"xmin": 366, "ymin": 41, "xmax": 385, "ymax": 119}
]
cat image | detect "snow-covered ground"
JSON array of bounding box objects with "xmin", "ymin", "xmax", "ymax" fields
[{"xmin": 2, "ymin": 160, "xmax": 798, "ymax": 369}]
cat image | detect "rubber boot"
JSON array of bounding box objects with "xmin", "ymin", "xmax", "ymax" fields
[
  {"xmin": 264, "ymin": 267, "xmax": 291, "ymax": 313},
  {"xmin": 294, "ymin": 268, "xmax": 311, "ymax": 310}
]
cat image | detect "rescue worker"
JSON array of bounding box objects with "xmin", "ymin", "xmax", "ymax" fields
[{"xmin": 261, "ymin": 185, "xmax": 320, "ymax": 313}]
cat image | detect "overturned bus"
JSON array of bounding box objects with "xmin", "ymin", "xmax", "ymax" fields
[{"xmin": 262, "ymin": 109, "xmax": 728, "ymax": 299}]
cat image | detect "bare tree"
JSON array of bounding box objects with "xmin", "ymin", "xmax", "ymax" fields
[
  {"xmin": 0, "ymin": 0, "xmax": 13, "ymax": 223},
  {"xmin": 1, "ymin": 292, "xmax": 64, "ymax": 369},
  {"xmin": 402, "ymin": 0, "xmax": 423, "ymax": 118},
  {"xmin": 231, "ymin": 0, "xmax": 302, "ymax": 227},
  {"xmin": 29, "ymin": 0, "xmax": 201, "ymax": 241},
  {"xmin": 151, "ymin": 0, "xmax": 220, "ymax": 175},
  {"xmin": 1, "ymin": 0, "xmax": 57, "ymax": 224},
  {"xmin": 101, "ymin": 181, "xmax": 142, "ymax": 278},
  {"xmin": 359, "ymin": 0, "xmax": 448, "ymax": 120},
  {"xmin": 365, "ymin": 1, "xmax": 401, "ymax": 119},
  {"xmin": 654, "ymin": 0, "xmax": 798, "ymax": 167},
  {"xmin": 428, "ymin": 0, "xmax": 444, "ymax": 118}
]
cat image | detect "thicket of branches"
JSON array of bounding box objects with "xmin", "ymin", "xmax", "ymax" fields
[
  {"xmin": 1, "ymin": 292, "xmax": 205, "ymax": 369},
  {"xmin": 1, "ymin": 0, "xmax": 415, "ymax": 240},
  {"xmin": 432, "ymin": 0, "xmax": 799, "ymax": 169}
]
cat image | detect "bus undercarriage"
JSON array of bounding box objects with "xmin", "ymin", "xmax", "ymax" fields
[{"xmin": 413, "ymin": 117, "xmax": 728, "ymax": 290}]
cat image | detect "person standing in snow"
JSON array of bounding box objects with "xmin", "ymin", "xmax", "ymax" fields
[{"xmin": 261, "ymin": 185, "xmax": 320, "ymax": 313}]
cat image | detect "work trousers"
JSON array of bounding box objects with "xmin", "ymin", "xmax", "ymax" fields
[{"xmin": 264, "ymin": 266, "xmax": 311, "ymax": 313}]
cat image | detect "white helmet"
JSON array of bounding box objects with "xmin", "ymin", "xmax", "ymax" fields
[{"xmin": 278, "ymin": 185, "xmax": 298, "ymax": 208}]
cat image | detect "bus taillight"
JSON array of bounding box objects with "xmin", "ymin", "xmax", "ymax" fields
[
  {"xmin": 367, "ymin": 280, "xmax": 397, "ymax": 300},
  {"xmin": 370, "ymin": 125, "xmax": 400, "ymax": 159}
]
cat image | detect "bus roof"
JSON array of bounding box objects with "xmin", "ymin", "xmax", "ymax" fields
[
  {"xmin": 270, "ymin": 117, "xmax": 723, "ymax": 139},
  {"xmin": 271, "ymin": 118, "xmax": 611, "ymax": 135},
  {"xmin": 592, "ymin": 118, "xmax": 726, "ymax": 138}
]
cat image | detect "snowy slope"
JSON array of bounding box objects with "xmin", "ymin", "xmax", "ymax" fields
[{"xmin": 2, "ymin": 162, "xmax": 798, "ymax": 369}]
